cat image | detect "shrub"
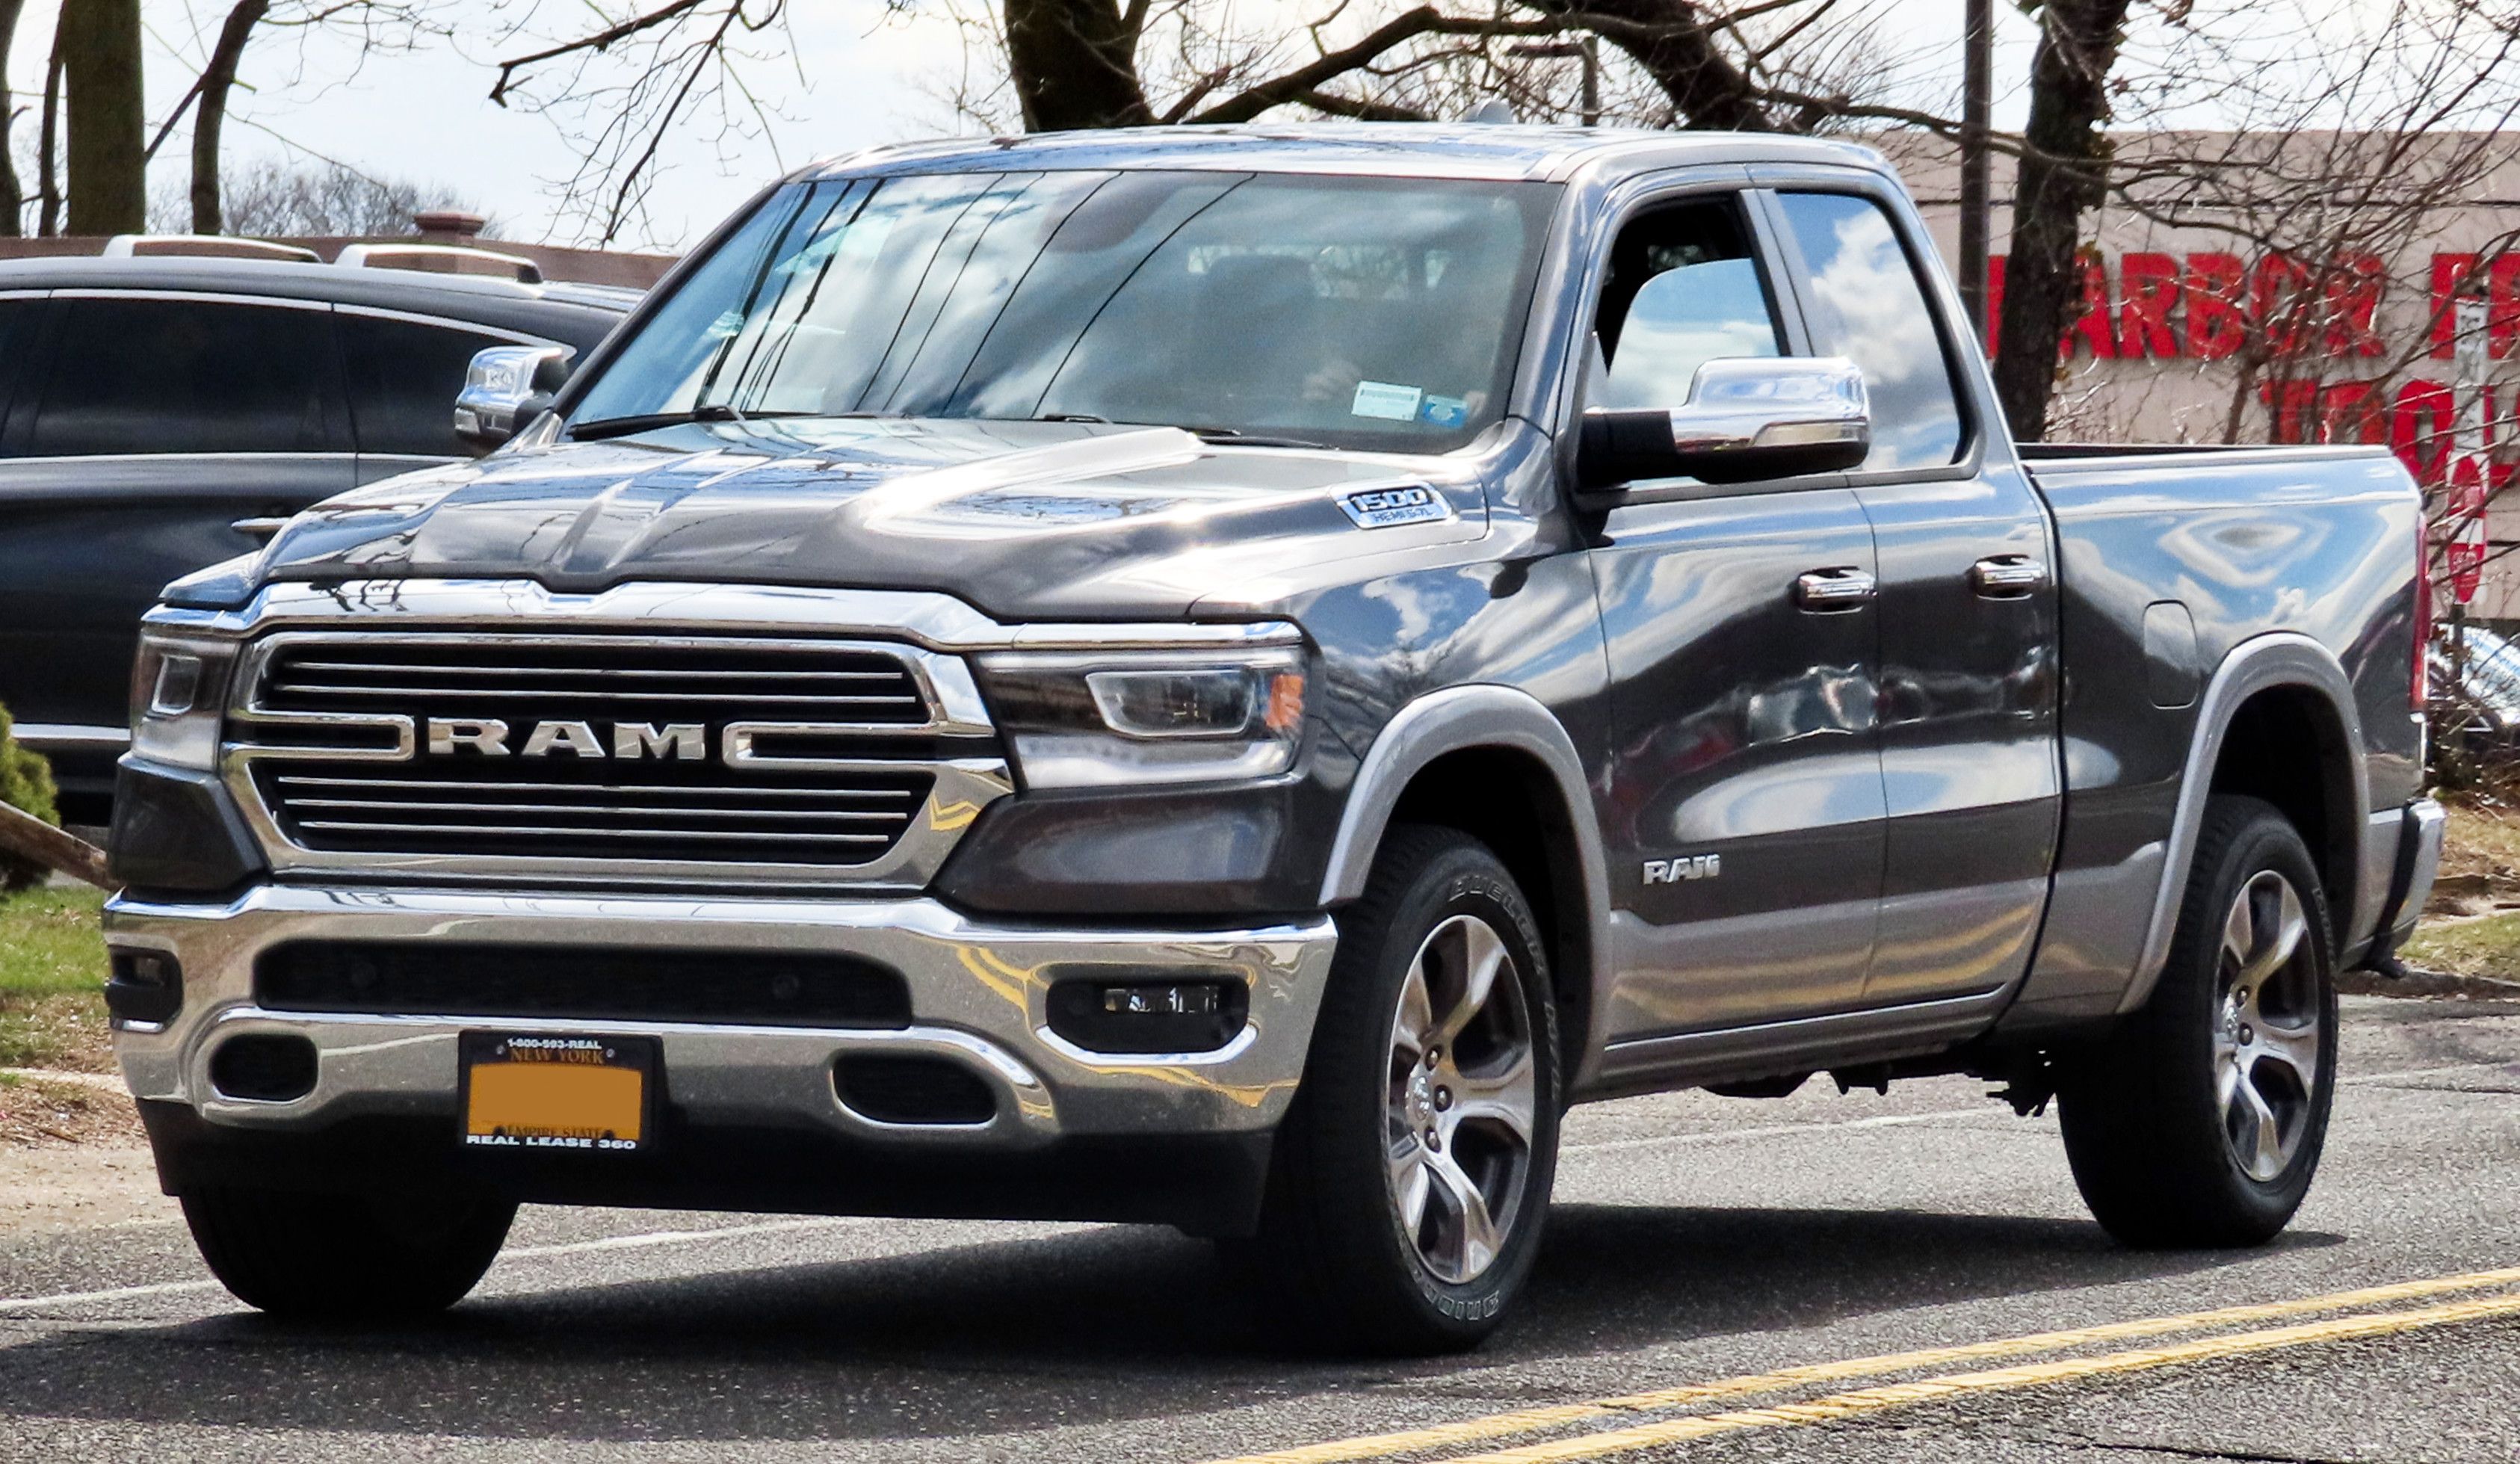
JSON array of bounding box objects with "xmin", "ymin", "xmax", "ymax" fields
[{"xmin": 0, "ymin": 702, "xmax": 61, "ymax": 892}]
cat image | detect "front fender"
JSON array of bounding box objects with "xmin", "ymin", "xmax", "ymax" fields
[{"xmin": 1316, "ymin": 684, "xmax": 1616, "ymax": 1090}]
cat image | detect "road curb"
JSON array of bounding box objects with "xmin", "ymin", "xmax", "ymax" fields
[{"xmin": 2341, "ymin": 966, "xmax": 2520, "ymax": 1001}]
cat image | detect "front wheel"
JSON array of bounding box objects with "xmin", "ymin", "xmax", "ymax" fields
[
  {"xmin": 2057, "ymin": 795, "xmax": 2339, "ymax": 1247},
  {"xmin": 1243, "ymin": 824, "xmax": 1560, "ymax": 1353},
  {"xmin": 182, "ymin": 1183, "xmax": 516, "ymax": 1321}
]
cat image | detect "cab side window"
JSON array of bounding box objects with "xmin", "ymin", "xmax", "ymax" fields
[
  {"xmin": 28, "ymin": 297, "xmax": 343, "ymax": 458},
  {"xmin": 1772, "ymin": 191, "xmax": 1965, "ymax": 471},
  {"xmin": 1588, "ymin": 199, "xmax": 1781, "ymax": 413}
]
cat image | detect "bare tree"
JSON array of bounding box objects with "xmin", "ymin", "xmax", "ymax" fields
[
  {"xmin": 139, "ymin": 1, "xmax": 447, "ymax": 234},
  {"xmin": 478, "ymin": 0, "xmax": 795, "ymax": 246},
  {"xmin": 61, "ymin": 0, "xmax": 146, "ymax": 233},
  {"xmin": 191, "ymin": 0, "xmax": 273, "ymax": 233},
  {"xmin": 36, "ymin": 12, "xmax": 60, "ymax": 234},
  {"xmin": 484, "ymin": 0, "xmax": 1903, "ymax": 244},
  {"xmin": 150, "ymin": 155, "xmax": 487, "ymax": 236},
  {"xmin": 0, "ymin": 0, "xmax": 24, "ymax": 236},
  {"xmin": 1989, "ymin": 0, "xmax": 2133, "ymax": 441}
]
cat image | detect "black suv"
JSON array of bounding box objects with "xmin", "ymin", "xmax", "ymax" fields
[{"xmin": 0, "ymin": 254, "xmax": 635, "ymax": 825}]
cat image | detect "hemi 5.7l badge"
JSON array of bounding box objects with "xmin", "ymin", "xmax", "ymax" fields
[{"xmin": 1338, "ymin": 485, "xmax": 1454, "ymax": 529}]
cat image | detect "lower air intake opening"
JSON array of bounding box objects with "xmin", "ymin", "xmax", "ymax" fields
[{"xmin": 833, "ymin": 1054, "xmax": 997, "ymax": 1125}]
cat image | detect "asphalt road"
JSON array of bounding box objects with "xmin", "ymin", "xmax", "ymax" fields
[{"xmin": 1, "ymin": 992, "xmax": 2514, "ymax": 1463}]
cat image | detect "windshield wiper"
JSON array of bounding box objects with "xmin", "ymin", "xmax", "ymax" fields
[
  {"xmin": 1183, "ymin": 426, "xmax": 1326, "ymax": 449},
  {"xmin": 1028, "ymin": 413, "xmax": 1323, "ymax": 448},
  {"xmin": 568, "ymin": 404, "xmax": 815, "ymax": 441}
]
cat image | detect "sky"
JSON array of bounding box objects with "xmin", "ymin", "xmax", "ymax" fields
[{"xmin": 1, "ymin": 0, "xmax": 2053, "ymax": 253}]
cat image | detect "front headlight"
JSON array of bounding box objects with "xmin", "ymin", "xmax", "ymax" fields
[
  {"xmin": 976, "ymin": 647, "xmax": 1308, "ymax": 789},
  {"xmin": 128, "ymin": 633, "xmax": 238, "ymax": 772}
]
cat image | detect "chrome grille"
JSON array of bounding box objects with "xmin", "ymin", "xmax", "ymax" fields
[
  {"xmin": 252, "ymin": 763, "xmax": 936, "ymax": 865},
  {"xmin": 228, "ymin": 631, "xmax": 1008, "ymax": 884},
  {"xmin": 259, "ymin": 640, "xmax": 931, "ymax": 723}
]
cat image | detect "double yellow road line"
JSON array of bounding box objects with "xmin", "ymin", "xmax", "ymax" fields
[{"xmin": 1207, "ymin": 1264, "xmax": 2520, "ymax": 1464}]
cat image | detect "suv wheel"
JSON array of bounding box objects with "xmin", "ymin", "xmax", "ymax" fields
[
  {"xmin": 1245, "ymin": 824, "xmax": 1560, "ymax": 1353},
  {"xmin": 2057, "ymin": 795, "xmax": 2338, "ymax": 1247},
  {"xmin": 182, "ymin": 1184, "xmax": 516, "ymax": 1321}
]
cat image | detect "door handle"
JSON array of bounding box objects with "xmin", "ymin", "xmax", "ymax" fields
[
  {"xmin": 230, "ymin": 516, "xmax": 291, "ymax": 540},
  {"xmin": 1794, "ymin": 566, "xmax": 1877, "ymax": 611},
  {"xmin": 1971, "ymin": 554, "xmax": 2048, "ymax": 598}
]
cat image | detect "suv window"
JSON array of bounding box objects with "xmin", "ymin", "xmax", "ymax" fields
[
  {"xmin": 340, "ymin": 313, "xmax": 522, "ymax": 458},
  {"xmin": 1773, "ymin": 192, "xmax": 1965, "ymax": 471},
  {"xmin": 1588, "ymin": 199, "xmax": 1781, "ymax": 412},
  {"xmin": 28, "ymin": 297, "xmax": 342, "ymax": 457},
  {"xmin": 0, "ymin": 298, "xmax": 33, "ymax": 430}
]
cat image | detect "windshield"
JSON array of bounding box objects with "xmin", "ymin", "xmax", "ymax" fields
[{"xmin": 571, "ymin": 170, "xmax": 1561, "ymax": 452}]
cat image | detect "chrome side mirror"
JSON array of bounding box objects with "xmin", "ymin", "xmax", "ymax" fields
[
  {"xmin": 454, "ymin": 345, "xmax": 573, "ymax": 454},
  {"xmin": 1578, "ymin": 356, "xmax": 1871, "ymax": 489}
]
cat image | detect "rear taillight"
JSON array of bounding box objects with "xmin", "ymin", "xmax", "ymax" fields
[{"xmin": 2413, "ymin": 510, "xmax": 2434, "ymax": 709}]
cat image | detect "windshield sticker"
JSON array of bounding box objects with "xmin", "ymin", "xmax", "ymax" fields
[
  {"xmin": 1339, "ymin": 485, "xmax": 1454, "ymax": 529},
  {"xmin": 1420, "ymin": 394, "xmax": 1469, "ymax": 429},
  {"xmin": 1351, "ymin": 380, "xmax": 1424, "ymax": 421}
]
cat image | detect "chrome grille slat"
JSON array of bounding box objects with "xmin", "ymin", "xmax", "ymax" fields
[
  {"xmin": 285, "ymin": 661, "xmax": 907, "ymax": 681},
  {"xmin": 240, "ymin": 631, "xmax": 972, "ymax": 871},
  {"xmin": 288, "ymin": 797, "xmax": 912, "ymax": 823},
  {"xmin": 297, "ymin": 820, "xmax": 900, "ymax": 844},
  {"xmin": 269, "ymin": 685, "xmax": 924, "ymax": 706},
  {"xmin": 273, "ymin": 774, "xmax": 918, "ymax": 800}
]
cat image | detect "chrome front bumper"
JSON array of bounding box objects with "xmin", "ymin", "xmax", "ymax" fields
[{"xmin": 105, "ymin": 886, "xmax": 1338, "ymax": 1149}]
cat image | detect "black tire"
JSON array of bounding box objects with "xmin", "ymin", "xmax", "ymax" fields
[
  {"xmin": 2057, "ymin": 794, "xmax": 2340, "ymax": 1247},
  {"xmin": 1242, "ymin": 824, "xmax": 1561, "ymax": 1354},
  {"xmin": 181, "ymin": 1184, "xmax": 516, "ymax": 1321}
]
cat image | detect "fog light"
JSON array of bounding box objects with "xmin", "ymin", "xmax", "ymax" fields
[
  {"xmin": 105, "ymin": 950, "xmax": 183, "ymax": 1026},
  {"xmin": 1046, "ymin": 978, "xmax": 1248, "ymax": 1054}
]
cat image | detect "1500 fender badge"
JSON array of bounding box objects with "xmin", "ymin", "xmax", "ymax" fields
[{"xmin": 1338, "ymin": 485, "xmax": 1454, "ymax": 528}]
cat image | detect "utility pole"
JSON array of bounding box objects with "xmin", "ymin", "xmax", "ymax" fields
[
  {"xmin": 1507, "ymin": 36, "xmax": 1602, "ymax": 126},
  {"xmin": 1957, "ymin": 0, "xmax": 1993, "ymax": 344}
]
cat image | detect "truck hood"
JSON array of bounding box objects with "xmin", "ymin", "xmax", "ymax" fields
[{"xmin": 212, "ymin": 418, "xmax": 1492, "ymax": 621}]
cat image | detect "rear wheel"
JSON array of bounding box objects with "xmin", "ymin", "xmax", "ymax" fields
[
  {"xmin": 1244, "ymin": 824, "xmax": 1560, "ymax": 1353},
  {"xmin": 2057, "ymin": 795, "xmax": 2338, "ymax": 1247},
  {"xmin": 182, "ymin": 1184, "xmax": 515, "ymax": 1321}
]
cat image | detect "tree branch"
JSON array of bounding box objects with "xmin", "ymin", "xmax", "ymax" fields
[
  {"xmin": 0, "ymin": 801, "xmax": 108, "ymax": 890},
  {"xmin": 491, "ymin": 0, "xmax": 706, "ymax": 107},
  {"xmin": 1298, "ymin": 87, "xmax": 1431, "ymax": 120},
  {"xmin": 1188, "ymin": 6, "xmax": 1565, "ymax": 125}
]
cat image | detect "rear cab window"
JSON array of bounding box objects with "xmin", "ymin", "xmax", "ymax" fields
[{"xmin": 1770, "ymin": 191, "xmax": 1966, "ymax": 472}]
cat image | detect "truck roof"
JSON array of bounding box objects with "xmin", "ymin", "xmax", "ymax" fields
[{"xmin": 803, "ymin": 123, "xmax": 1890, "ymax": 185}]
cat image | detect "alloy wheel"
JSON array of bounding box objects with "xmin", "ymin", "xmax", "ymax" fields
[
  {"xmin": 2212, "ymin": 869, "xmax": 2324, "ymax": 1182},
  {"xmin": 1383, "ymin": 913, "xmax": 1539, "ymax": 1285}
]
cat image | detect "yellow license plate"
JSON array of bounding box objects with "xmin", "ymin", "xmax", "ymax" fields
[{"xmin": 460, "ymin": 1034, "xmax": 654, "ymax": 1153}]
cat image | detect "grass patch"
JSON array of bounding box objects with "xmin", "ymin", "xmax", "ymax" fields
[
  {"xmin": 2438, "ymin": 798, "xmax": 2520, "ymax": 886},
  {"xmin": 0, "ymin": 885, "xmax": 109, "ymax": 1072},
  {"xmin": 2400, "ymin": 909, "xmax": 2520, "ymax": 983}
]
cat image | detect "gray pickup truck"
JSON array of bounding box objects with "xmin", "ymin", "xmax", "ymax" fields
[{"xmin": 103, "ymin": 124, "xmax": 2441, "ymax": 1353}]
